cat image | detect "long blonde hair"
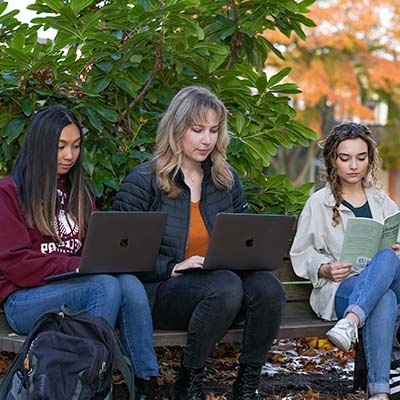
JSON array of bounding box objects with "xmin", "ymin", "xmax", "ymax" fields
[
  {"xmin": 153, "ymin": 85, "xmax": 233, "ymax": 197},
  {"xmin": 320, "ymin": 122, "xmax": 381, "ymax": 227}
]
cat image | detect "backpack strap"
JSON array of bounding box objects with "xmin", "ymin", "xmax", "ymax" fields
[
  {"xmin": 0, "ymin": 352, "xmax": 24, "ymax": 398},
  {"xmin": 113, "ymin": 336, "xmax": 135, "ymax": 400},
  {"xmin": 0, "ymin": 311, "xmax": 60, "ymax": 399}
]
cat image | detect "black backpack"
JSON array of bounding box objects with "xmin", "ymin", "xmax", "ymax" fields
[{"xmin": 0, "ymin": 305, "xmax": 135, "ymax": 400}]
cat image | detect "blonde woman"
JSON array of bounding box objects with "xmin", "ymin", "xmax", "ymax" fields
[
  {"xmin": 290, "ymin": 122, "xmax": 400, "ymax": 400},
  {"xmin": 113, "ymin": 86, "xmax": 285, "ymax": 400}
]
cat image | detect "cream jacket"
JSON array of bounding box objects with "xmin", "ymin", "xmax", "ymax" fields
[{"xmin": 290, "ymin": 185, "xmax": 398, "ymax": 321}]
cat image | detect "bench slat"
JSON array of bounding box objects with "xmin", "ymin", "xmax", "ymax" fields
[
  {"xmin": 152, "ymin": 318, "xmax": 334, "ymax": 347},
  {"xmin": 273, "ymin": 260, "xmax": 302, "ymax": 281},
  {"xmin": 0, "ymin": 300, "xmax": 334, "ymax": 352},
  {"xmin": 283, "ymin": 284, "xmax": 312, "ymax": 302}
]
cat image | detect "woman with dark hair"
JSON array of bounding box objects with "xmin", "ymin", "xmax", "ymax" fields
[
  {"xmin": 290, "ymin": 122, "xmax": 400, "ymax": 400},
  {"xmin": 113, "ymin": 85, "xmax": 285, "ymax": 400},
  {"xmin": 0, "ymin": 105, "xmax": 158, "ymax": 399}
]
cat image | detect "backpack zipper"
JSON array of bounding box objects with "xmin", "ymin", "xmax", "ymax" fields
[
  {"xmin": 97, "ymin": 361, "xmax": 107, "ymax": 392},
  {"xmin": 24, "ymin": 337, "xmax": 39, "ymax": 370}
]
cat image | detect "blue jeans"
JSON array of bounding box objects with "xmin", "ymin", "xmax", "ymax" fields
[
  {"xmin": 335, "ymin": 249, "xmax": 400, "ymax": 395},
  {"xmin": 150, "ymin": 270, "xmax": 285, "ymax": 369},
  {"xmin": 4, "ymin": 274, "xmax": 158, "ymax": 379}
]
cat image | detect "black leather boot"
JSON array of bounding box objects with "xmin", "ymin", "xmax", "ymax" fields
[
  {"xmin": 232, "ymin": 364, "xmax": 262, "ymax": 400},
  {"xmin": 135, "ymin": 376, "xmax": 156, "ymax": 400},
  {"xmin": 171, "ymin": 364, "xmax": 205, "ymax": 400}
]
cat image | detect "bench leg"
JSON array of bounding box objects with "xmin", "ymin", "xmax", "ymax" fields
[{"xmin": 353, "ymin": 330, "xmax": 367, "ymax": 392}]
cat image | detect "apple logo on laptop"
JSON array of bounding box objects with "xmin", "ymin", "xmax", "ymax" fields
[
  {"xmin": 245, "ymin": 236, "xmax": 254, "ymax": 247},
  {"xmin": 120, "ymin": 236, "xmax": 129, "ymax": 248}
]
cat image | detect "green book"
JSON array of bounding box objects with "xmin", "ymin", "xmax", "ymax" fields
[{"xmin": 340, "ymin": 210, "xmax": 400, "ymax": 268}]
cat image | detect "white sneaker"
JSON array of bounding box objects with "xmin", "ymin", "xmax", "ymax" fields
[
  {"xmin": 368, "ymin": 397, "xmax": 390, "ymax": 399},
  {"xmin": 326, "ymin": 318, "xmax": 358, "ymax": 352}
]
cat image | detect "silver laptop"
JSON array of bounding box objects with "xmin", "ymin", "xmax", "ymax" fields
[
  {"xmin": 44, "ymin": 211, "xmax": 167, "ymax": 281},
  {"xmin": 202, "ymin": 213, "xmax": 295, "ymax": 271}
]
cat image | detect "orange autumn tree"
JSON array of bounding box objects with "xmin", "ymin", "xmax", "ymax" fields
[{"xmin": 265, "ymin": 0, "xmax": 400, "ymax": 183}]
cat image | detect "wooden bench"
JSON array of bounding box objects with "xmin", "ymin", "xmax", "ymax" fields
[{"xmin": 0, "ymin": 257, "xmax": 334, "ymax": 353}]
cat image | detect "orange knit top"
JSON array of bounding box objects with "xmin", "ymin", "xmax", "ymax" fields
[{"xmin": 185, "ymin": 201, "xmax": 210, "ymax": 258}]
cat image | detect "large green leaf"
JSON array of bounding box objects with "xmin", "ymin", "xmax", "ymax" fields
[
  {"xmin": 266, "ymin": 67, "xmax": 291, "ymax": 88},
  {"xmin": 114, "ymin": 78, "xmax": 138, "ymax": 98},
  {"xmin": 94, "ymin": 77, "xmax": 111, "ymax": 93},
  {"xmin": 11, "ymin": 32, "xmax": 26, "ymax": 50},
  {"xmin": 44, "ymin": 0, "xmax": 64, "ymax": 13},
  {"xmin": 4, "ymin": 118, "xmax": 26, "ymax": 145},
  {"xmin": 0, "ymin": 9, "xmax": 20, "ymax": 24},
  {"xmin": 20, "ymin": 98, "xmax": 33, "ymax": 117},
  {"xmin": 0, "ymin": 2, "xmax": 8, "ymax": 15},
  {"xmin": 269, "ymin": 83, "xmax": 302, "ymax": 94},
  {"xmin": 71, "ymin": 0, "xmax": 96, "ymax": 15},
  {"xmin": 4, "ymin": 48, "xmax": 30, "ymax": 67}
]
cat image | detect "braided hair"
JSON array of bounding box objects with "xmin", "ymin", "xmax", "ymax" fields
[{"xmin": 320, "ymin": 122, "xmax": 381, "ymax": 227}]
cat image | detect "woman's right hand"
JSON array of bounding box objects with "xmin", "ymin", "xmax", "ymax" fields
[
  {"xmin": 318, "ymin": 262, "xmax": 352, "ymax": 282},
  {"xmin": 171, "ymin": 256, "xmax": 205, "ymax": 277}
]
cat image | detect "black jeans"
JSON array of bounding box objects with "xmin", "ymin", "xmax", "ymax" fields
[{"xmin": 151, "ymin": 270, "xmax": 285, "ymax": 369}]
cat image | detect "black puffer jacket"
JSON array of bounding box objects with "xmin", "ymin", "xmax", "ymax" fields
[{"xmin": 112, "ymin": 159, "xmax": 248, "ymax": 305}]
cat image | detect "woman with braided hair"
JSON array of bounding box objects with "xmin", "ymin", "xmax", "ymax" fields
[{"xmin": 290, "ymin": 122, "xmax": 400, "ymax": 400}]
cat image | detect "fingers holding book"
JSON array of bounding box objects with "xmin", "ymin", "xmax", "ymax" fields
[
  {"xmin": 392, "ymin": 243, "xmax": 400, "ymax": 256},
  {"xmin": 318, "ymin": 262, "xmax": 352, "ymax": 282}
]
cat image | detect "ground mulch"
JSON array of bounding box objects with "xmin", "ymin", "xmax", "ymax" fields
[
  {"xmin": 0, "ymin": 337, "xmax": 367, "ymax": 399},
  {"xmin": 115, "ymin": 337, "xmax": 367, "ymax": 399}
]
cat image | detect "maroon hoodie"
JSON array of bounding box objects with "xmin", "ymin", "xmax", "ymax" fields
[{"xmin": 0, "ymin": 176, "xmax": 83, "ymax": 305}]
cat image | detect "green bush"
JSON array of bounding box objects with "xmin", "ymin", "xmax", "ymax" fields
[{"xmin": 0, "ymin": 0, "xmax": 317, "ymax": 213}]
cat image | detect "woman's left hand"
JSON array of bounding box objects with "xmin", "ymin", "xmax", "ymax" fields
[
  {"xmin": 392, "ymin": 243, "xmax": 400, "ymax": 256},
  {"xmin": 171, "ymin": 256, "xmax": 204, "ymax": 277}
]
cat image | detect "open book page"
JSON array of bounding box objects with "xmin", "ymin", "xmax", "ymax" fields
[
  {"xmin": 340, "ymin": 217, "xmax": 382, "ymax": 269},
  {"xmin": 380, "ymin": 210, "xmax": 400, "ymax": 250}
]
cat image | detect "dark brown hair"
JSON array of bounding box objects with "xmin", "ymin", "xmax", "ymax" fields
[
  {"xmin": 12, "ymin": 105, "xmax": 91, "ymax": 240},
  {"xmin": 320, "ymin": 122, "xmax": 381, "ymax": 227}
]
